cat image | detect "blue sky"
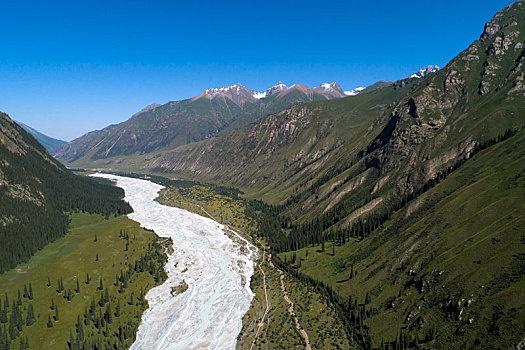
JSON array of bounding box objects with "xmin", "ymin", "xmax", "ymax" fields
[{"xmin": 0, "ymin": 0, "xmax": 513, "ymax": 141}]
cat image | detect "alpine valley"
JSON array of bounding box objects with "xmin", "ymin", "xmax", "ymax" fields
[{"xmin": 1, "ymin": 1, "xmax": 524, "ymax": 350}]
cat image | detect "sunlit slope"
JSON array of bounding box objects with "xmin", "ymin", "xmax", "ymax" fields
[{"xmin": 279, "ymin": 126, "xmax": 525, "ymax": 349}]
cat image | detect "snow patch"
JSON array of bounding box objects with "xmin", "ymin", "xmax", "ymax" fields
[
  {"xmin": 344, "ymin": 86, "xmax": 365, "ymax": 96},
  {"xmin": 252, "ymin": 91, "xmax": 267, "ymax": 99},
  {"xmin": 205, "ymin": 83, "xmax": 245, "ymax": 95},
  {"xmin": 409, "ymin": 65, "xmax": 440, "ymax": 79}
]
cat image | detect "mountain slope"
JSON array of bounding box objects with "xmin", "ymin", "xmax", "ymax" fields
[
  {"xmin": 0, "ymin": 112, "xmax": 131, "ymax": 273},
  {"xmin": 143, "ymin": 80, "xmax": 419, "ymax": 197},
  {"xmin": 280, "ymin": 127, "xmax": 525, "ymax": 348},
  {"xmin": 17, "ymin": 121, "xmax": 66, "ymax": 154}
]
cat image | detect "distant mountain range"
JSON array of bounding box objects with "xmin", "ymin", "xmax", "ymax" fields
[
  {"xmin": 55, "ymin": 67, "xmax": 438, "ymax": 163},
  {"xmin": 17, "ymin": 122, "xmax": 66, "ymax": 154}
]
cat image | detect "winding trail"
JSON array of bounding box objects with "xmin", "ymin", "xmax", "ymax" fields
[
  {"xmin": 249, "ymin": 249, "xmax": 270, "ymax": 350},
  {"xmin": 269, "ymin": 254, "xmax": 311, "ymax": 350}
]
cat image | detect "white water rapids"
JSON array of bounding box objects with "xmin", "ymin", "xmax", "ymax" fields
[{"xmin": 92, "ymin": 174, "xmax": 257, "ymax": 349}]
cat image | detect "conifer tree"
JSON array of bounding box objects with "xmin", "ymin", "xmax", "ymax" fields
[
  {"xmin": 106, "ymin": 304, "xmax": 113, "ymax": 324},
  {"xmin": 28, "ymin": 283, "xmax": 33, "ymax": 300},
  {"xmin": 86, "ymin": 272, "xmax": 91, "ymax": 285},
  {"xmin": 47, "ymin": 315, "xmax": 53, "ymax": 328},
  {"xmin": 115, "ymin": 301, "xmax": 121, "ymax": 318},
  {"xmin": 0, "ymin": 303, "xmax": 6, "ymax": 324},
  {"xmin": 26, "ymin": 303, "xmax": 35, "ymax": 326},
  {"xmin": 19, "ymin": 335, "xmax": 29, "ymax": 350},
  {"xmin": 76, "ymin": 279, "xmax": 80, "ymax": 294},
  {"xmin": 77, "ymin": 315, "xmax": 84, "ymax": 341}
]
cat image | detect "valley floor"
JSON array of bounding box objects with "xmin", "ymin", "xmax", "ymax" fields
[{"xmin": 156, "ymin": 181, "xmax": 356, "ymax": 349}]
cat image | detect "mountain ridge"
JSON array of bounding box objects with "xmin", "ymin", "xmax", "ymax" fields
[{"xmin": 55, "ymin": 80, "xmax": 349, "ymax": 162}]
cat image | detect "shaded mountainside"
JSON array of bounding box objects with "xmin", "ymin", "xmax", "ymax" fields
[
  {"xmin": 17, "ymin": 121, "xmax": 66, "ymax": 154},
  {"xmin": 0, "ymin": 112, "xmax": 131, "ymax": 273},
  {"xmin": 55, "ymin": 82, "xmax": 348, "ymax": 163}
]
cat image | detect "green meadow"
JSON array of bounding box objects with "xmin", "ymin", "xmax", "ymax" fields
[{"xmin": 0, "ymin": 213, "xmax": 168, "ymax": 349}]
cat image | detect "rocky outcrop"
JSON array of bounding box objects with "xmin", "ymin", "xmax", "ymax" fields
[{"xmin": 359, "ymin": 2, "xmax": 525, "ymax": 197}]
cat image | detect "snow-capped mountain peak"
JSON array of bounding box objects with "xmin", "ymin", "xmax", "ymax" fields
[
  {"xmin": 252, "ymin": 81, "xmax": 289, "ymax": 99},
  {"xmin": 313, "ymin": 82, "xmax": 345, "ymax": 97},
  {"xmin": 409, "ymin": 65, "xmax": 440, "ymax": 79},
  {"xmin": 205, "ymin": 83, "xmax": 248, "ymax": 95},
  {"xmin": 266, "ymin": 81, "xmax": 288, "ymax": 95},
  {"xmin": 319, "ymin": 82, "xmax": 339, "ymax": 90}
]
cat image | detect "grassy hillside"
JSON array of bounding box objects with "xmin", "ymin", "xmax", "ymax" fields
[
  {"xmin": 279, "ymin": 127, "xmax": 525, "ymax": 348},
  {"xmin": 0, "ymin": 212, "xmax": 168, "ymax": 349}
]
